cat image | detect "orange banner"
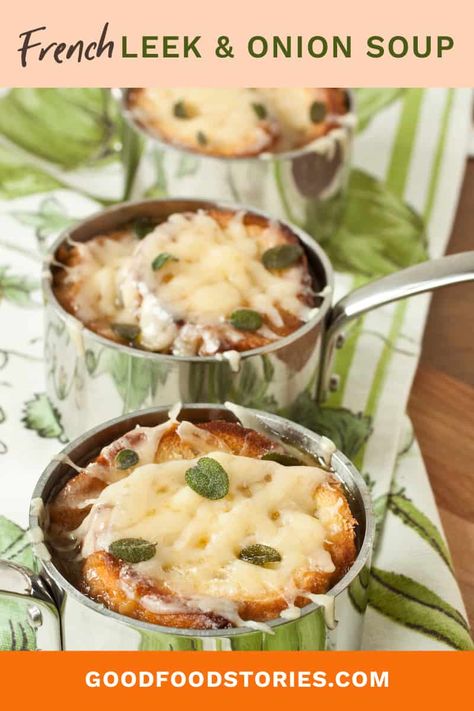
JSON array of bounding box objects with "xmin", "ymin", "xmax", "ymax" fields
[{"xmin": 1, "ymin": 651, "xmax": 472, "ymax": 710}]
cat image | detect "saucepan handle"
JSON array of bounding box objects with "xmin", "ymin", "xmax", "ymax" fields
[
  {"xmin": 318, "ymin": 251, "xmax": 474, "ymax": 400},
  {"xmin": 0, "ymin": 559, "xmax": 62, "ymax": 650}
]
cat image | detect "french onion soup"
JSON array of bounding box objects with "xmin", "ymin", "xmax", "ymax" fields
[
  {"xmin": 47, "ymin": 409, "xmax": 357, "ymax": 630},
  {"xmin": 52, "ymin": 208, "xmax": 320, "ymax": 359},
  {"xmin": 125, "ymin": 88, "xmax": 351, "ymax": 157}
]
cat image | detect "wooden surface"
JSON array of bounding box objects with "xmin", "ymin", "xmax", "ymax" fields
[{"xmin": 407, "ymin": 158, "xmax": 474, "ymax": 630}]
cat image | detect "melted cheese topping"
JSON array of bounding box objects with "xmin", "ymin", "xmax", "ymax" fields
[
  {"xmin": 259, "ymin": 89, "xmax": 347, "ymax": 150},
  {"xmin": 84, "ymin": 421, "xmax": 172, "ymax": 484},
  {"xmin": 132, "ymin": 88, "xmax": 276, "ymax": 156},
  {"xmin": 64, "ymin": 232, "xmax": 136, "ymax": 324},
  {"xmin": 57, "ymin": 210, "xmax": 314, "ymax": 355},
  {"xmin": 78, "ymin": 451, "xmax": 335, "ymax": 604},
  {"xmin": 129, "ymin": 88, "xmax": 349, "ymax": 156}
]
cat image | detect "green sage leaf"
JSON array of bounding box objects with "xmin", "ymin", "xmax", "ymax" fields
[
  {"xmin": 230, "ymin": 309, "xmax": 263, "ymax": 332},
  {"xmin": 239, "ymin": 544, "xmax": 282, "ymax": 566},
  {"xmin": 109, "ymin": 537, "xmax": 156, "ymax": 563},
  {"xmin": 309, "ymin": 100, "xmax": 327, "ymax": 123},
  {"xmin": 173, "ymin": 101, "xmax": 191, "ymax": 119},
  {"xmin": 262, "ymin": 244, "xmax": 304, "ymax": 270},
  {"xmin": 261, "ymin": 452, "xmax": 302, "ymax": 466},
  {"xmin": 133, "ymin": 217, "xmax": 156, "ymax": 240},
  {"xmin": 115, "ymin": 448, "xmax": 139, "ymax": 470},
  {"xmin": 185, "ymin": 457, "xmax": 229, "ymax": 500},
  {"xmin": 252, "ymin": 102, "xmax": 267, "ymax": 120},
  {"xmin": 197, "ymin": 131, "xmax": 208, "ymax": 146},
  {"xmin": 111, "ymin": 323, "xmax": 140, "ymax": 343},
  {"xmin": 151, "ymin": 252, "xmax": 178, "ymax": 271}
]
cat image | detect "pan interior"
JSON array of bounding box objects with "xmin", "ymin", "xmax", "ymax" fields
[{"xmin": 45, "ymin": 199, "xmax": 333, "ymax": 362}]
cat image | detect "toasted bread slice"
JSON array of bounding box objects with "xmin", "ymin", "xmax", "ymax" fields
[
  {"xmin": 49, "ymin": 473, "xmax": 106, "ymax": 531},
  {"xmin": 155, "ymin": 420, "xmax": 278, "ymax": 461},
  {"xmin": 82, "ymin": 550, "xmax": 232, "ymax": 629}
]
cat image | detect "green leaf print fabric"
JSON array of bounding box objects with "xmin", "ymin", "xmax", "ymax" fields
[
  {"xmin": 320, "ymin": 169, "xmax": 428, "ymax": 277},
  {"xmin": 0, "ymin": 88, "xmax": 472, "ymax": 650},
  {"xmin": 0, "ymin": 516, "xmax": 39, "ymax": 650},
  {"xmin": 0, "ymin": 89, "xmax": 118, "ymax": 169}
]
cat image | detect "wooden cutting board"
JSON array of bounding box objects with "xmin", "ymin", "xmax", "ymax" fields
[
  {"xmin": 408, "ymin": 366, "xmax": 474, "ymax": 629},
  {"xmin": 407, "ymin": 158, "xmax": 474, "ymax": 630}
]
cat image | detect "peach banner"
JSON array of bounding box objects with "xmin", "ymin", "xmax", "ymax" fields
[{"xmin": 0, "ymin": 0, "xmax": 472, "ymax": 86}]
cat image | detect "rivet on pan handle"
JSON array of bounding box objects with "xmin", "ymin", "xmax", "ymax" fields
[{"xmin": 0, "ymin": 560, "xmax": 62, "ymax": 650}]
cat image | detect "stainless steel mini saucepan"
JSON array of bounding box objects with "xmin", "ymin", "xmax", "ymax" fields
[
  {"xmin": 0, "ymin": 404, "xmax": 374, "ymax": 651},
  {"xmin": 117, "ymin": 89, "xmax": 356, "ymax": 243},
  {"xmin": 41, "ymin": 198, "xmax": 474, "ymax": 440}
]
